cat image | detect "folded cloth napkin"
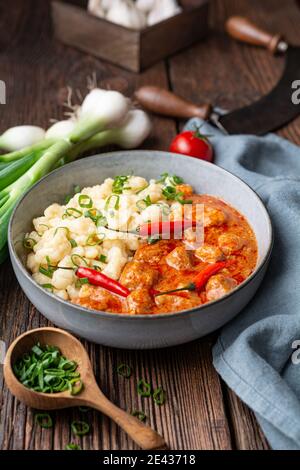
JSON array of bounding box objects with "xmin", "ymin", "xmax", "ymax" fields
[{"xmin": 185, "ymin": 118, "xmax": 300, "ymax": 450}]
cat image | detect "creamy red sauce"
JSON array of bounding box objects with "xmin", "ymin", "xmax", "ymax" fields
[{"xmin": 75, "ymin": 194, "xmax": 258, "ymax": 315}]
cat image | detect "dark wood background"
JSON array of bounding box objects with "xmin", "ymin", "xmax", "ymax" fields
[{"xmin": 1, "ymin": 0, "xmax": 300, "ymax": 450}]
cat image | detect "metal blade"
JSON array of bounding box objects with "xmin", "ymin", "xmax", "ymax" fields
[{"xmin": 215, "ymin": 46, "xmax": 300, "ymax": 135}]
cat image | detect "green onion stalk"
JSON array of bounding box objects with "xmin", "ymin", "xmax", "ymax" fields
[{"xmin": 0, "ymin": 90, "xmax": 130, "ymax": 260}]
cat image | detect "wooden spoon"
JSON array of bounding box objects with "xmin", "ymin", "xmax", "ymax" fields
[{"xmin": 3, "ymin": 327, "xmax": 166, "ymax": 450}]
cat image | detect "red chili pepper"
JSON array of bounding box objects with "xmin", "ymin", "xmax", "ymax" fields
[
  {"xmin": 154, "ymin": 261, "xmax": 226, "ymax": 296},
  {"xmin": 138, "ymin": 220, "xmax": 197, "ymax": 237},
  {"xmin": 76, "ymin": 267, "xmax": 130, "ymax": 298}
]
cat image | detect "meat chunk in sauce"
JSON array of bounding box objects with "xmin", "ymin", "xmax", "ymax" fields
[
  {"xmin": 165, "ymin": 246, "xmax": 192, "ymax": 271},
  {"xmin": 204, "ymin": 206, "xmax": 227, "ymax": 227},
  {"xmin": 155, "ymin": 292, "xmax": 201, "ymax": 312},
  {"xmin": 206, "ymin": 274, "xmax": 237, "ymax": 302},
  {"xmin": 126, "ymin": 287, "xmax": 154, "ymax": 314},
  {"xmin": 77, "ymin": 285, "xmax": 122, "ymax": 312},
  {"xmin": 218, "ymin": 232, "xmax": 244, "ymax": 255},
  {"xmin": 120, "ymin": 261, "xmax": 159, "ymax": 290},
  {"xmin": 195, "ymin": 244, "xmax": 225, "ymax": 264},
  {"xmin": 134, "ymin": 240, "xmax": 178, "ymax": 265}
]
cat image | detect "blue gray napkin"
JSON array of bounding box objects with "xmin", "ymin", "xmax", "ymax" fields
[{"xmin": 185, "ymin": 118, "xmax": 300, "ymax": 450}]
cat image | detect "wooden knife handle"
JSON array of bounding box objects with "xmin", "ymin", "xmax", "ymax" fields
[
  {"xmin": 134, "ymin": 86, "xmax": 212, "ymax": 120},
  {"xmin": 225, "ymin": 16, "xmax": 285, "ymax": 54}
]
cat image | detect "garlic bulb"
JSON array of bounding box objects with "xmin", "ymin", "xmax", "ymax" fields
[
  {"xmin": 136, "ymin": 0, "xmax": 155, "ymax": 13},
  {"xmin": 106, "ymin": 0, "xmax": 147, "ymax": 30},
  {"xmin": 147, "ymin": 0, "xmax": 182, "ymax": 26},
  {"xmin": 87, "ymin": 0, "xmax": 105, "ymax": 18}
]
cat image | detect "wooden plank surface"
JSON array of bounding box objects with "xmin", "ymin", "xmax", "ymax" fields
[{"xmin": 1, "ymin": 0, "xmax": 299, "ymax": 450}]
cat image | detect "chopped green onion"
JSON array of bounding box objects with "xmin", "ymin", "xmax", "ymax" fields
[
  {"xmin": 96, "ymin": 215, "xmax": 108, "ymax": 227},
  {"xmin": 65, "ymin": 443, "xmax": 81, "ymax": 450},
  {"xmin": 63, "ymin": 208, "xmax": 82, "ymax": 219},
  {"xmin": 136, "ymin": 195, "xmax": 152, "ymax": 211},
  {"xmin": 71, "ymin": 421, "xmax": 90, "ymax": 436},
  {"xmin": 99, "ymin": 254, "xmax": 107, "ymax": 263},
  {"xmin": 137, "ymin": 378, "xmax": 151, "ymax": 397},
  {"xmin": 13, "ymin": 343, "xmax": 83, "ymax": 396},
  {"xmin": 153, "ymin": 386, "xmax": 166, "ymax": 406},
  {"xmin": 71, "ymin": 254, "xmax": 88, "ymax": 267},
  {"xmin": 70, "ymin": 238, "xmax": 77, "ymax": 248},
  {"xmin": 54, "ymin": 226, "xmax": 70, "ymax": 237},
  {"xmin": 75, "ymin": 277, "xmax": 89, "ymax": 288},
  {"xmin": 162, "ymin": 186, "xmax": 176, "ymax": 200},
  {"xmin": 39, "ymin": 265, "xmax": 54, "ymax": 279},
  {"xmin": 69, "ymin": 378, "xmax": 84, "ymax": 396},
  {"xmin": 78, "ymin": 194, "xmax": 93, "ymax": 208},
  {"xmin": 172, "ymin": 175, "xmax": 184, "ymax": 184},
  {"xmin": 112, "ymin": 175, "xmax": 129, "ymax": 194},
  {"xmin": 35, "ymin": 413, "xmax": 53, "ymax": 429},
  {"xmin": 86, "ymin": 233, "xmax": 103, "ymax": 246},
  {"xmin": 23, "ymin": 237, "xmax": 37, "ymax": 250},
  {"xmin": 148, "ymin": 236, "xmax": 161, "ymax": 245},
  {"xmin": 132, "ymin": 410, "xmax": 146, "ymax": 422},
  {"xmin": 105, "ymin": 195, "xmax": 120, "ymax": 211},
  {"xmin": 117, "ymin": 364, "xmax": 132, "ymax": 378},
  {"xmin": 41, "ymin": 284, "xmax": 54, "ymax": 292}
]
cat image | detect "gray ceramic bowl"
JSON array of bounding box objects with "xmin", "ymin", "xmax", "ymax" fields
[{"xmin": 8, "ymin": 151, "xmax": 273, "ymax": 349}]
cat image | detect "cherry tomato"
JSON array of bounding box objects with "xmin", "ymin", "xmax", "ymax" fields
[{"xmin": 169, "ymin": 129, "xmax": 213, "ymax": 162}]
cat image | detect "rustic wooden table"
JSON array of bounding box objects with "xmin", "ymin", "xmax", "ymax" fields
[{"xmin": 1, "ymin": 0, "xmax": 300, "ymax": 451}]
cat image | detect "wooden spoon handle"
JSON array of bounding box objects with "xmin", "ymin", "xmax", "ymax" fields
[
  {"xmin": 135, "ymin": 86, "xmax": 212, "ymax": 120},
  {"xmin": 225, "ymin": 16, "xmax": 286, "ymax": 54},
  {"xmin": 86, "ymin": 393, "xmax": 166, "ymax": 450}
]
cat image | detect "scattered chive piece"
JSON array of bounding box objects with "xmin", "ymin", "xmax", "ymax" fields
[
  {"xmin": 63, "ymin": 208, "xmax": 83, "ymax": 219},
  {"xmin": 23, "ymin": 237, "xmax": 37, "ymax": 250},
  {"xmin": 70, "ymin": 238, "xmax": 77, "ymax": 248},
  {"xmin": 75, "ymin": 278, "xmax": 90, "ymax": 288},
  {"xmin": 13, "ymin": 343, "xmax": 83, "ymax": 395},
  {"xmin": 71, "ymin": 254, "xmax": 88, "ymax": 268},
  {"xmin": 99, "ymin": 254, "xmax": 107, "ymax": 264},
  {"xmin": 105, "ymin": 194, "xmax": 120, "ymax": 211},
  {"xmin": 54, "ymin": 226, "xmax": 70, "ymax": 237},
  {"xmin": 132, "ymin": 410, "xmax": 146, "ymax": 422},
  {"xmin": 78, "ymin": 194, "xmax": 93, "ymax": 209},
  {"xmin": 153, "ymin": 386, "xmax": 166, "ymax": 406},
  {"xmin": 136, "ymin": 184, "xmax": 149, "ymax": 194},
  {"xmin": 69, "ymin": 378, "xmax": 84, "ymax": 396},
  {"xmin": 86, "ymin": 233, "xmax": 103, "ymax": 246},
  {"xmin": 117, "ymin": 364, "xmax": 132, "ymax": 378},
  {"xmin": 35, "ymin": 413, "xmax": 53, "ymax": 429},
  {"xmin": 65, "ymin": 443, "xmax": 81, "ymax": 450},
  {"xmin": 112, "ymin": 175, "xmax": 129, "ymax": 194},
  {"xmin": 41, "ymin": 283, "xmax": 54, "ymax": 292},
  {"xmin": 148, "ymin": 236, "xmax": 161, "ymax": 245},
  {"xmin": 137, "ymin": 379, "xmax": 151, "ymax": 397},
  {"xmin": 136, "ymin": 195, "xmax": 152, "ymax": 211},
  {"xmin": 39, "ymin": 265, "xmax": 54, "ymax": 279},
  {"xmin": 71, "ymin": 420, "xmax": 90, "ymax": 436}
]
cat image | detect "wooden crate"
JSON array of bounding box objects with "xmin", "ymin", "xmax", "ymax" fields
[{"xmin": 51, "ymin": 0, "xmax": 210, "ymax": 72}]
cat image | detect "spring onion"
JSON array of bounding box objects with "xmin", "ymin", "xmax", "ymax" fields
[
  {"xmin": 63, "ymin": 208, "xmax": 83, "ymax": 219},
  {"xmin": 71, "ymin": 254, "xmax": 88, "ymax": 267},
  {"xmin": 117, "ymin": 364, "xmax": 132, "ymax": 378},
  {"xmin": 65, "ymin": 443, "xmax": 81, "ymax": 450},
  {"xmin": 0, "ymin": 126, "xmax": 46, "ymax": 152},
  {"xmin": 137, "ymin": 378, "xmax": 151, "ymax": 397},
  {"xmin": 153, "ymin": 386, "xmax": 166, "ymax": 406},
  {"xmin": 71, "ymin": 421, "xmax": 90, "ymax": 436},
  {"xmin": 23, "ymin": 237, "xmax": 37, "ymax": 250},
  {"xmin": 0, "ymin": 89, "xmax": 152, "ymax": 263},
  {"xmin": 13, "ymin": 343, "xmax": 83, "ymax": 395},
  {"xmin": 35, "ymin": 413, "xmax": 53, "ymax": 429},
  {"xmin": 132, "ymin": 410, "xmax": 147, "ymax": 422},
  {"xmin": 78, "ymin": 195, "xmax": 93, "ymax": 208}
]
